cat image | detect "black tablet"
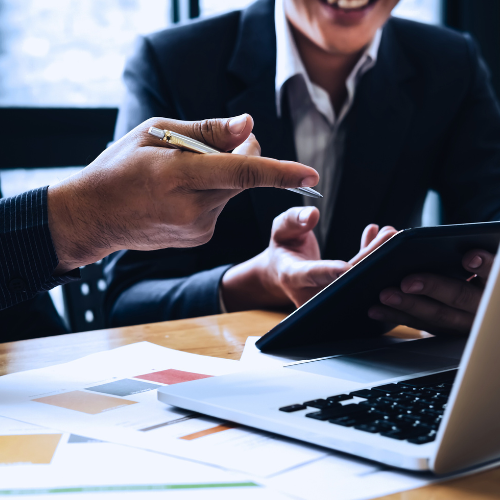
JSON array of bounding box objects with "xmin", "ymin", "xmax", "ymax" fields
[{"xmin": 256, "ymin": 221, "xmax": 500, "ymax": 352}]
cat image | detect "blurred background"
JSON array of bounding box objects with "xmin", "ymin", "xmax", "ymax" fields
[
  {"xmin": 0, "ymin": 0, "xmax": 443, "ymax": 108},
  {"xmin": 0, "ymin": 0, "xmax": 498, "ymax": 332}
]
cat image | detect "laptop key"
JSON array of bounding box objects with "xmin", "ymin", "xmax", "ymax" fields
[
  {"xmin": 303, "ymin": 399, "xmax": 330, "ymax": 409},
  {"xmin": 407, "ymin": 434, "xmax": 436, "ymax": 445},
  {"xmin": 349, "ymin": 389, "xmax": 380, "ymax": 399},
  {"xmin": 329, "ymin": 416, "xmax": 359, "ymax": 427},
  {"xmin": 306, "ymin": 403, "xmax": 365, "ymax": 421},
  {"xmin": 279, "ymin": 404, "xmax": 307, "ymax": 412},
  {"xmin": 326, "ymin": 394, "xmax": 352, "ymax": 403},
  {"xmin": 370, "ymin": 384, "xmax": 401, "ymax": 393},
  {"xmin": 378, "ymin": 395, "xmax": 413, "ymax": 404},
  {"xmin": 380, "ymin": 429, "xmax": 424, "ymax": 441},
  {"xmin": 354, "ymin": 423, "xmax": 380, "ymax": 433}
]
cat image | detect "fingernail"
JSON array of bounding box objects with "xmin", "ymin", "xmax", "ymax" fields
[
  {"xmin": 368, "ymin": 309, "xmax": 385, "ymax": 320},
  {"xmin": 407, "ymin": 280, "xmax": 424, "ymax": 293},
  {"xmin": 301, "ymin": 176, "xmax": 317, "ymax": 187},
  {"xmin": 298, "ymin": 207, "xmax": 314, "ymax": 224},
  {"xmin": 468, "ymin": 255, "xmax": 482, "ymax": 269},
  {"xmin": 228, "ymin": 114, "xmax": 247, "ymax": 135},
  {"xmin": 383, "ymin": 292, "xmax": 402, "ymax": 306}
]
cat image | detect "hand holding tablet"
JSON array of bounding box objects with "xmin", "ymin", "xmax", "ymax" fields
[
  {"xmin": 370, "ymin": 248, "xmax": 495, "ymax": 335},
  {"xmin": 257, "ymin": 221, "xmax": 500, "ymax": 352}
]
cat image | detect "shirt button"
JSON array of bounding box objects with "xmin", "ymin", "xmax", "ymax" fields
[{"xmin": 8, "ymin": 278, "xmax": 27, "ymax": 293}]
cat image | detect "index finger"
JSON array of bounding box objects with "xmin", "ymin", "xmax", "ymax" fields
[{"xmin": 170, "ymin": 151, "xmax": 319, "ymax": 191}]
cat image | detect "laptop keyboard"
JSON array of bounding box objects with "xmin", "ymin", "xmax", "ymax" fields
[{"xmin": 279, "ymin": 369, "xmax": 457, "ymax": 445}]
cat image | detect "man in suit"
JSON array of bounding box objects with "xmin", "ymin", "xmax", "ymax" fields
[
  {"xmin": 0, "ymin": 116, "xmax": 316, "ymax": 341},
  {"xmin": 106, "ymin": 0, "xmax": 500, "ymax": 335}
]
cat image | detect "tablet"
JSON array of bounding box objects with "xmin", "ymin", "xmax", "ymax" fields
[{"xmin": 256, "ymin": 221, "xmax": 500, "ymax": 352}]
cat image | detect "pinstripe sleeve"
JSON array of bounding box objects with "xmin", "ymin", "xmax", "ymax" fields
[{"xmin": 0, "ymin": 186, "xmax": 80, "ymax": 310}]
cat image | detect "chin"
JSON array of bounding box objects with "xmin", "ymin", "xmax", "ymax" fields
[{"xmin": 303, "ymin": 0, "xmax": 393, "ymax": 53}]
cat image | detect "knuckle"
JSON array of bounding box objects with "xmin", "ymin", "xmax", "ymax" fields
[
  {"xmin": 235, "ymin": 160, "xmax": 260, "ymax": 188},
  {"xmin": 193, "ymin": 118, "xmax": 219, "ymax": 146}
]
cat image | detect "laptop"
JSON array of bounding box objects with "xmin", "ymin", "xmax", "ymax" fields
[{"xmin": 158, "ymin": 247, "xmax": 500, "ymax": 475}]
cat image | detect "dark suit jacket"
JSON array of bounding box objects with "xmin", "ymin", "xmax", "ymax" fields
[
  {"xmin": 0, "ymin": 186, "xmax": 79, "ymax": 341},
  {"xmin": 105, "ymin": 0, "xmax": 500, "ymax": 328}
]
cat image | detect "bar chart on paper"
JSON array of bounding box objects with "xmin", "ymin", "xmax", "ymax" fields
[
  {"xmin": 0, "ymin": 415, "xmax": 279, "ymax": 499},
  {"xmin": 0, "ymin": 343, "xmax": 328, "ymax": 477}
]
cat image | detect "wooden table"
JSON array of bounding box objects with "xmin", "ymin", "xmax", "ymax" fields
[{"xmin": 1, "ymin": 310, "xmax": 498, "ymax": 499}]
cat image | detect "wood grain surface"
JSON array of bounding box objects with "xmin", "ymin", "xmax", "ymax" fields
[{"xmin": 0, "ymin": 310, "xmax": 498, "ymax": 499}]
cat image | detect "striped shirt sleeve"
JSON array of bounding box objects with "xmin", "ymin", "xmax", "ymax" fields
[{"xmin": 0, "ymin": 186, "xmax": 80, "ymax": 310}]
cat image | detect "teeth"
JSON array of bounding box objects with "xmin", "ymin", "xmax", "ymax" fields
[{"xmin": 337, "ymin": 0, "xmax": 370, "ymax": 9}]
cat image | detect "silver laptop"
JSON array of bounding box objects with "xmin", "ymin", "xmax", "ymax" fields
[{"xmin": 158, "ymin": 247, "xmax": 500, "ymax": 475}]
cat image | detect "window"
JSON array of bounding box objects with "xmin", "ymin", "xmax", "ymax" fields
[
  {"xmin": 0, "ymin": 0, "xmax": 170, "ymax": 107},
  {"xmin": 392, "ymin": 0, "xmax": 441, "ymax": 25}
]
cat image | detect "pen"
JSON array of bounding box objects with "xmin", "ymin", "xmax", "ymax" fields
[{"xmin": 148, "ymin": 127, "xmax": 323, "ymax": 199}]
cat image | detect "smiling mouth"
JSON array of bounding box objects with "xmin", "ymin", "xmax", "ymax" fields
[{"xmin": 320, "ymin": 0, "xmax": 379, "ymax": 11}]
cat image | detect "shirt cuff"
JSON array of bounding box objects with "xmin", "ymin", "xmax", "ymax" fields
[{"xmin": 0, "ymin": 187, "xmax": 80, "ymax": 310}]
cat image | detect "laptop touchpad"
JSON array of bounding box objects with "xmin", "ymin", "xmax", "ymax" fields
[{"xmin": 286, "ymin": 346, "xmax": 460, "ymax": 384}]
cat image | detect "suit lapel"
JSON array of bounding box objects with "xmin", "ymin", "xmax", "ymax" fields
[
  {"xmin": 226, "ymin": 0, "xmax": 298, "ymax": 246},
  {"xmin": 324, "ymin": 20, "xmax": 418, "ymax": 260}
]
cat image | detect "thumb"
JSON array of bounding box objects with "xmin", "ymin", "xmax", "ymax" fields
[
  {"xmin": 143, "ymin": 115, "xmax": 254, "ymax": 152},
  {"xmin": 272, "ymin": 206, "xmax": 320, "ymax": 243}
]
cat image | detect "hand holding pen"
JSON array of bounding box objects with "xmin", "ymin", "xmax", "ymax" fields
[
  {"xmin": 148, "ymin": 113, "xmax": 322, "ymax": 199},
  {"xmin": 49, "ymin": 115, "xmax": 320, "ymax": 273}
]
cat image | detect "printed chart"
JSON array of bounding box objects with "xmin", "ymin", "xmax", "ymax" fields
[
  {"xmin": 0, "ymin": 343, "xmax": 328, "ymax": 477},
  {"xmin": 0, "ymin": 415, "xmax": 288, "ymax": 499}
]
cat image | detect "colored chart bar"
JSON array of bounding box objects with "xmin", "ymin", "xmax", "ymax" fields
[
  {"xmin": 0, "ymin": 482, "xmax": 258, "ymax": 495},
  {"xmin": 136, "ymin": 368, "xmax": 212, "ymax": 385},
  {"xmin": 86, "ymin": 379, "xmax": 160, "ymax": 397},
  {"xmin": 0, "ymin": 434, "xmax": 62, "ymax": 465},
  {"xmin": 33, "ymin": 391, "xmax": 136, "ymax": 415},
  {"xmin": 179, "ymin": 424, "xmax": 237, "ymax": 441}
]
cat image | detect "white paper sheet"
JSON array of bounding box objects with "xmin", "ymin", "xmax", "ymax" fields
[
  {"xmin": 0, "ymin": 342, "xmax": 327, "ymax": 478},
  {"xmin": 0, "ymin": 414, "xmax": 292, "ymax": 499}
]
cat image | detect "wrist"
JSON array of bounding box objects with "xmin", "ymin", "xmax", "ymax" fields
[
  {"xmin": 48, "ymin": 178, "xmax": 112, "ymax": 274},
  {"xmin": 221, "ymin": 250, "xmax": 291, "ymax": 312}
]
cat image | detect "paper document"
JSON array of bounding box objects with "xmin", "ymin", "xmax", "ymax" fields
[
  {"xmin": 0, "ymin": 342, "xmax": 327, "ymax": 477},
  {"xmin": 0, "ymin": 415, "xmax": 291, "ymax": 499}
]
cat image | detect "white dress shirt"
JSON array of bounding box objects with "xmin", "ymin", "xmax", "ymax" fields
[
  {"xmin": 275, "ymin": 0, "xmax": 382, "ymax": 251},
  {"xmin": 219, "ymin": 2, "xmax": 382, "ymax": 313}
]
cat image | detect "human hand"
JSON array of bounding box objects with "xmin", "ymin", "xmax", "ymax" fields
[
  {"xmin": 349, "ymin": 223, "xmax": 399, "ymax": 266},
  {"xmin": 221, "ymin": 205, "xmax": 397, "ymax": 311},
  {"xmin": 48, "ymin": 115, "xmax": 319, "ymax": 273},
  {"xmin": 368, "ymin": 249, "xmax": 495, "ymax": 335}
]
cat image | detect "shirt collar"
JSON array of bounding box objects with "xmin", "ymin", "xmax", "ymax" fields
[{"xmin": 275, "ymin": 0, "xmax": 382, "ymax": 119}]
